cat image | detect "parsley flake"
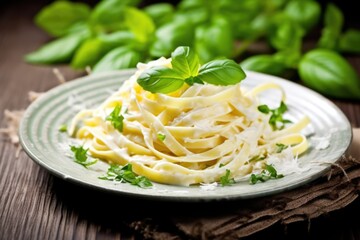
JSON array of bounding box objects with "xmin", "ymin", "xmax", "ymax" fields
[
  {"xmin": 257, "ymin": 101, "xmax": 292, "ymax": 130},
  {"xmin": 58, "ymin": 124, "xmax": 67, "ymax": 132},
  {"xmin": 249, "ymin": 164, "xmax": 284, "ymax": 184},
  {"xmin": 99, "ymin": 163, "xmax": 153, "ymax": 188},
  {"xmin": 157, "ymin": 132, "xmax": 166, "ymax": 141},
  {"xmin": 220, "ymin": 169, "xmax": 235, "ymax": 186},
  {"xmin": 70, "ymin": 145, "xmax": 97, "ymax": 168},
  {"xmin": 106, "ymin": 105, "xmax": 124, "ymax": 132},
  {"xmin": 275, "ymin": 143, "xmax": 288, "ymax": 153}
]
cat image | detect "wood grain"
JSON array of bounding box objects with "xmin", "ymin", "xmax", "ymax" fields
[{"xmin": 1, "ymin": 1, "xmax": 360, "ymax": 240}]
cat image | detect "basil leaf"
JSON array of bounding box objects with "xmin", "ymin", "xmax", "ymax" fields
[
  {"xmin": 283, "ymin": 0, "xmax": 321, "ymax": 31},
  {"xmin": 195, "ymin": 17, "xmax": 233, "ymax": 63},
  {"xmin": 176, "ymin": 0, "xmax": 209, "ymax": 25},
  {"xmin": 339, "ymin": 29, "xmax": 360, "ymax": 54},
  {"xmin": 298, "ymin": 49, "xmax": 360, "ymax": 99},
  {"xmin": 93, "ymin": 47, "xmax": 141, "ymax": 73},
  {"xmin": 273, "ymin": 49, "xmax": 302, "ymax": 69},
  {"xmin": 150, "ymin": 18, "xmax": 195, "ymax": 58},
  {"xmin": 144, "ymin": 3, "xmax": 174, "ymax": 27},
  {"xmin": 240, "ymin": 54, "xmax": 287, "ymax": 76},
  {"xmin": 25, "ymin": 31, "xmax": 89, "ymax": 64},
  {"xmin": 195, "ymin": 59, "xmax": 246, "ymax": 86},
  {"xmin": 35, "ymin": 1, "xmax": 91, "ymax": 37},
  {"xmin": 171, "ymin": 46, "xmax": 199, "ymax": 78},
  {"xmin": 71, "ymin": 38, "xmax": 105, "ymax": 69},
  {"xmin": 124, "ymin": 7, "xmax": 155, "ymax": 43},
  {"xmin": 323, "ymin": 3, "xmax": 344, "ymax": 32},
  {"xmin": 269, "ymin": 20, "xmax": 304, "ymax": 52},
  {"xmin": 217, "ymin": 0, "xmax": 262, "ymax": 39},
  {"xmin": 137, "ymin": 66, "xmax": 184, "ymax": 94},
  {"xmin": 98, "ymin": 31, "xmax": 143, "ymax": 51},
  {"xmin": 318, "ymin": 3, "xmax": 344, "ymax": 50},
  {"xmin": 90, "ymin": 0, "xmax": 139, "ymax": 32}
]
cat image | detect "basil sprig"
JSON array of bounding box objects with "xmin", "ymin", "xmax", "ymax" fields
[{"xmin": 137, "ymin": 46, "xmax": 246, "ymax": 94}]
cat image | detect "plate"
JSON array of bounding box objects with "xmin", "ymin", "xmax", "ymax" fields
[{"xmin": 19, "ymin": 70, "xmax": 352, "ymax": 201}]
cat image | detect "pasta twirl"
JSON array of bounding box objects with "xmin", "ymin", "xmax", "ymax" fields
[{"xmin": 69, "ymin": 57, "xmax": 310, "ymax": 186}]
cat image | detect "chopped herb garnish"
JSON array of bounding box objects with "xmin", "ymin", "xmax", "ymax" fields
[
  {"xmin": 99, "ymin": 163, "xmax": 153, "ymax": 188},
  {"xmin": 249, "ymin": 164, "xmax": 284, "ymax": 184},
  {"xmin": 257, "ymin": 101, "xmax": 292, "ymax": 130},
  {"xmin": 275, "ymin": 143, "xmax": 288, "ymax": 153},
  {"xmin": 248, "ymin": 155, "xmax": 266, "ymax": 162},
  {"xmin": 70, "ymin": 145, "xmax": 97, "ymax": 168},
  {"xmin": 106, "ymin": 105, "xmax": 124, "ymax": 132},
  {"xmin": 157, "ymin": 132, "xmax": 166, "ymax": 141},
  {"xmin": 220, "ymin": 169, "xmax": 235, "ymax": 186},
  {"xmin": 219, "ymin": 163, "xmax": 225, "ymax": 168},
  {"xmin": 58, "ymin": 124, "xmax": 67, "ymax": 132}
]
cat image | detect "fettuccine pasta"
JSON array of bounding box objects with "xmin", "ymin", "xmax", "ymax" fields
[{"xmin": 69, "ymin": 57, "xmax": 310, "ymax": 186}]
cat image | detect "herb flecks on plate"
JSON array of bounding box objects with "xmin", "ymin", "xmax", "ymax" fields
[
  {"xmin": 257, "ymin": 101, "xmax": 292, "ymax": 130},
  {"xmin": 106, "ymin": 105, "xmax": 124, "ymax": 132},
  {"xmin": 70, "ymin": 145, "xmax": 97, "ymax": 168},
  {"xmin": 99, "ymin": 163, "xmax": 153, "ymax": 188},
  {"xmin": 220, "ymin": 169, "xmax": 236, "ymax": 186},
  {"xmin": 249, "ymin": 164, "xmax": 284, "ymax": 184}
]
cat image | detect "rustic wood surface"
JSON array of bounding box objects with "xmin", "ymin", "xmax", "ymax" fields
[{"xmin": 1, "ymin": 1, "xmax": 360, "ymax": 240}]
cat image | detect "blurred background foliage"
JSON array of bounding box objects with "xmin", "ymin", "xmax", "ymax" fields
[{"xmin": 13, "ymin": 0, "xmax": 360, "ymax": 99}]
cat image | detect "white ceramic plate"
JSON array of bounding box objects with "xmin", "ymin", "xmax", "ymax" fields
[{"xmin": 19, "ymin": 70, "xmax": 352, "ymax": 201}]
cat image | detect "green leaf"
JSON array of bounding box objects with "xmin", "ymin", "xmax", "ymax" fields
[
  {"xmin": 257, "ymin": 105, "xmax": 270, "ymax": 114},
  {"xmin": 137, "ymin": 66, "xmax": 185, "ymax": 94},
  {"xmin": 339, "ymin": 29, "xmax": 360, "ymax": 54},
  {"xmin": 25, "ymin": 31, "xmax": 89, "ymax": 64},
  {"xmin": 150, "ymin": 18, "xmax": 195, "ymax": 58},
  {"xmin": 71, "ymin": 38, "xmax": 106, "ymax": 69},
  {"xmin": 58, "ymin": 124, "xmax": 67, "ymax": 133},
  {"xmin": 283, "ymin": 0, "xmax": 321, "ymax": 31},
  {"xmin": 240, "ymin": 55, "xmax": 287, "ymax": 76},
  {"xmin": 99, "ymin": 163, "xmax": 152, "ymax": 188},
  {"xmin": 275, "ymin": 143, "xmax": 288, "ymax": 153},
  {"xmin": 157, "ymin": 132, "xmax": 166, "ymax": 141},
  {"xmin": 176, "ymin": 0, "xmax": 209, "ymax": 25},
  {"xmin": 298, "ymin": 49, "xmax": 360, "ymax": 99},
  {"xmin": 144, "ymin": 3, "xmax": 174, "ymax": 27},
  {"xmin": 217, "ymin": 0, "xmax": 263, "ymax": 39},
  {"xmin": 70, "ymin": 145, "xmax": 97, "ymax": 168},
  {"xmin": 35, "ymin": 0, "xmax": 91, "ymax": 37},
  {"xmin": 72, "ymin": 31, "xmax": 141, "ymax": 69},
  {"xmin": 258, "ymin": 102, "xmax": 291, "ymax": 130},
  {"xmin": 249, "ymin": 164, "xmax": 283, "ymax": 184},
  {"xmin": 124, "ymin": 7, "xmax": 155, "ymax": 43},
  {"xmin": 194, "ymin": 16, "xmax": 234, "ymax": 63},
  {"xmin": 273, "ymin": 49, "xmax": 302, "ymax": 69},
  {"xmin": 93, "ymin": 46, "xmax": 141, "ymax": 73},
  {"xmin": 90, "ymin": 0, "xmax": 140, "ymax": 32},
  {"xmin": 220, "ymin": 169, "xmax": 235, "ymax": 186},
  {"xmin": 323, "ymin": 3, "xmax": 344, "ymax": 31},
  {"xmin": 195, "ymin": 59, "xmax": 246, "ymax": 86},
  {"xmin": 171, "ymin": 46, "xmax": 199, "ymax": 78},
  {"xmin": 106, "ymin": 105, "xmax": 124, "ymax": 132},
  {"xmin": 269, "ymin": 20, "xmax": 304, "ymax": 52},
  {"xmin": 98, "ymin": 31, "xmax": 143, "ymax": 51},
  {"xmin": 318, "ymin": 3, "xmax": 344, "ymax": 50}
]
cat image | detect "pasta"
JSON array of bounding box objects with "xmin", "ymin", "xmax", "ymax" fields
[{"xmin": 69, "ymin": 57, "xmax": 310, "ymax": 186}]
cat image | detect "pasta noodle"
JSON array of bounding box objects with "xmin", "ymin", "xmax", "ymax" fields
[{"xmin": 69, "ymin": 57, "xmax": 310, "ymax": 186}]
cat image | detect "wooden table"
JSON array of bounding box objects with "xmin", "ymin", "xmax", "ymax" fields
[{"xmin": 1, "ymin": 1, "xmax": 360, "ymax": 239}]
